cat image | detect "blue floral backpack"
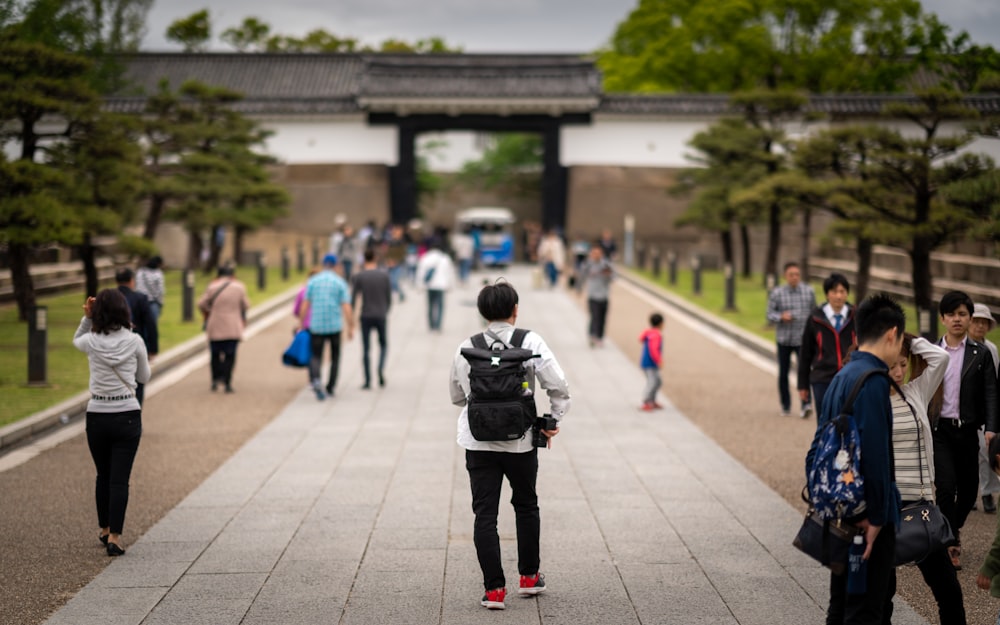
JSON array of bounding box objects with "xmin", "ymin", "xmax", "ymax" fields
[{"xmin": 807, "ymin": 369, "xmax": 889, "ymax": 520}]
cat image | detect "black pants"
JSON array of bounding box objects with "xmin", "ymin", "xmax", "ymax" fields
[
  {"xmin": 587, "ymin": 298, "xmax": 608, "ymax": 340},
  {"xmin": 827, "ymin": 524, "xmax": 896, "ymax": 625},
  {"xmin": 466, "ymin": 449, "xmax": 540, "ymax": 590},
  {"xmin": 914, "ymin": 540, "xmax": 967, "ymax": 625},
  {"xmin": 309, "ymin": 331, "xmax": 342, "ymax": 392},
  {"xmin": 776, "ymin": 343, "xmax": 801, "ymax": 412},
  {"xmin": 360, "ymin": 316, "xmax": 387, "ymax": 386},
  {"xmin": 86, "ymin": 410, "xmax": 142, "ymax": 534},
  {"xmin": 209, "ymin": 339, "xmax": 239, "ymax": 386},
  {"xmin": 934, "ymin": 420, "xmax": 980, "ymax": 540}
]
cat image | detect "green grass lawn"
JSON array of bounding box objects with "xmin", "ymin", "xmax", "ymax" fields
[
  {"xmin": 0, "ymin": 265, "xmax": 304, "ymax": 427},
  {"xmin": 633, "ymin": 266, "xmax": 1000, "ymax": 346}
]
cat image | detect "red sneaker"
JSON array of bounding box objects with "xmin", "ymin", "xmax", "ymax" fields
[
  {"xmin": 640, "ymin": 402, "xmax": 655, "ymax": 411},
  {"xmin": 518, "ymin": 573, "xmax": 547, "ymax": 596},
  {"xmin": 481, "ymin": 587, "xmax": 506, "ymax": 609}
]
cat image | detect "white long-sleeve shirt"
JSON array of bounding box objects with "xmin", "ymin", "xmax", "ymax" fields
[
  {"xmin": 450, "ymin": 321, "xmax": 571, "ymax": 452},
  {"xmin": 74, "ymin": 317, "xmax": 151, "ymax": 413}
]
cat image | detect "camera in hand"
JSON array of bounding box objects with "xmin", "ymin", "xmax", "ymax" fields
[{"xmin": 532, "ymin": 415, "xmax": 558, "ymax": 448}]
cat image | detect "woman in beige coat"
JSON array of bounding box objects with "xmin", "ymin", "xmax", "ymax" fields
[{"xmin": 198, "ymin": 265, "xmax": 250, "ymax": 392}]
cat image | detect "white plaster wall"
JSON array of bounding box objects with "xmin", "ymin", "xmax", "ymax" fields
[
  {"xmin": 259, "ymin": 116, "xmax": 397, "ymax": 165},
  {"xmin": 561, "ymin": 118, "xmax": 712, "ymax": 168}
]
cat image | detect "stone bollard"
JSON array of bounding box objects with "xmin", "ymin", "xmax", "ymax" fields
[
  {"xmin": 311, "ymin": 240, "xmax": 320, "ymax": 267},
  {"xmin": 27, "ymin": 305, "xmax": 48, "ymax": 386},
  {"xmin": 182, "ymin": 269, "xmax": 195, "ymax": 322},
  {"xmin": 281, "ymin": 247, "xmax": 290, "ymax": 281},
  {"xmin": 724, "ymin": 263, "xmax": 736, "ymax": 311},
  {"xmin": 257, "ymin": 253, "xmax": 267, "ymax": 291},
  {"xmin": 692, "ymin": 255, "xmax": 702, "ymax": 295},
  {"xmin": 668, "ymin": 251, "xmax": 677, "ymax": 285},
  {"xmin": 918, "ymin": 303, "xmax": 939, "ymax": 343},
  {"xmin": 651, "ymin": 248, "xmax": 661, "ymax": 278},
  {"xmin": 296, "ymin": 241, "xmax": 305, "ymax": 273}
]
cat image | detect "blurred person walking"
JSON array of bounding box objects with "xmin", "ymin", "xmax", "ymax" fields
[
  {"xmin": 115, "ymin": 268, "xmax": 158, "ymax": 405},
  {"xmin": 298, "ymin": 254, "xmax": 354, "ymax": 400},
  {"xmin": 352, "ymin": 249, "xmax": 392, "ymax": 389},
  {"xmin": 134, "ymin": 256, "xmax": 165, "ymax": 321},
  {"xmin": 74, "ymin": 289, "xmax": 151, "ymax": 556},
  {"xmin": 970, "ymin": 303, "xmax": 1000, "ymax": 514},
  {"xmin": 416, "ymin": 241, "xmax": 456, "ymax": 332},
  {"xmin": 198, "ymin": 265, "xmax": 250, "ymax": 393},
  {"xmin": 798, "ymin": 273, "xmax": 855, "ymax": 418},
  {"xmin": 766, "ymin": 261, "xmax": 816, "ymax": 417},
  {"xmin": 580, "ymin": 244, "xmax": 614, "ymax": 347},
  {"xmin": 638, "ymin": 313, "xmax": 664, "ymax": 411}
]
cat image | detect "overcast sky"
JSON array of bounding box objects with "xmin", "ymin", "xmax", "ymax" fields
[{"xmin": 142, "ymin": 0, "xmax": 1000, "ymax": 53}]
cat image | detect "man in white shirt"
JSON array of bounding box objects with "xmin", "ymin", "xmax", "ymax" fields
[{"xmin": 416, "ymin": 240, "xmax": 456, "ymax": 332}]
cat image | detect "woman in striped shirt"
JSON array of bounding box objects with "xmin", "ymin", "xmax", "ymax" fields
[{"xmin": 890, "ymin": 334, "xmax": 966, "ymax": 624}]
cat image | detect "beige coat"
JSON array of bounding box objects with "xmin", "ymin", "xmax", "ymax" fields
[{"xmin": 198, "ymin": 278, "xmax": 250, "ymax": 341}]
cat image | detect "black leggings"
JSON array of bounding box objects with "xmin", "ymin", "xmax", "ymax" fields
[
  {"xmin": 209, "ymin": 339, "xmax": 239, "ymax": 386},
  {"xmin": 86, "ymin": 410, "xmax": 142, "ymax": 534}
]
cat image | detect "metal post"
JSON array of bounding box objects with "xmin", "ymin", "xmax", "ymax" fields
[
  {"xmin": 311, "ymin": 240, "xmax": 320, "ymax": 267},
  {"xmin": 651, "ymin": 248, "xmax": 661, "ymax": 279},
  {"xmin": 918, "ymin": 303, "xmax": 939, "ymax": 343},
  {"xmin": 692, "ymin": 255, "xmax": 702, "ymax": 295},
  {"xmin": 257, "ymin": 252, "xmax": 267, "ymax": 291},
  {"xmin": 724, "ymin": 263, "xmax": 736, "ymax": 311},
  {"xmin": 623, "ymin": 214, "xmax": 635, "ymax": 268},
  {"xmin": 296, "ymin": 241, "xmax": 305, "ymax": 273},
  {"xmin": 668, "ymin": 251, "xmax": 677, "ymax": 285},
  {"xmin": 182, "ymin": 269, "xmax": 195, "ymax": 322},
  {"xmin": 636, "ymin": 243, "xmax": 646, "ymax": 270},
  {"xmin": 281, "ymin": 247, "xmax": 290, "ymax": 281},
  {"xmin": 27, "ymin": 305, "xmax": 47, "ymax": 386}
]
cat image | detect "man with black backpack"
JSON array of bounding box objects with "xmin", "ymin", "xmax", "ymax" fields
[
  {"xmin": 804, "ymin": 293, "xmax": 905, "ymax": 625},
  {"xmin": 449, "ymin": 281, "xmax": 570, "ymax": 611}
]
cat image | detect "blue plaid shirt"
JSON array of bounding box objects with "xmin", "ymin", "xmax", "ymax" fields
[{"xmin": 305, "ymin": 270, "xmax": 350, "ymax": 334}]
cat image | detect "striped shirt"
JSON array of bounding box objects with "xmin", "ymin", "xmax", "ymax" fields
[
  {"xmin": 766, "ymin": 283, "xmax": 816, "ymax": 346},
  {"xmin": 892, "ymin": 394, "xmax": 932, "ymax": 502}
]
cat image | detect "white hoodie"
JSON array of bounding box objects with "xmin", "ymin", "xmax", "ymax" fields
[{"xmin": 73, "ymin": 317, "xmax": 151, "ymax": 413}]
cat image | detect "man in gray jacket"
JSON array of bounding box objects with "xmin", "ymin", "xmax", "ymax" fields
[{"xmin": 351, "ymin": 249, "xmax": 392, "ymax": 389}]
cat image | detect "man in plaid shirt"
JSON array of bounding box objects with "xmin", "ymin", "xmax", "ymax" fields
[{"xmin": 766, "ymin": 262, "xmax": 816, "ymax": 417}]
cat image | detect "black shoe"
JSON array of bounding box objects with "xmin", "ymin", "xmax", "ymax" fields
[
  {"xmin": 325, "ymin": 386, "xmax": 334, "ymax": 397},
  {"xmin": 378, "ymin": 372, "xmax": 385, "ymax": 387},
  {"xmin": 361, "ymin": 383, "xmax": 371, "ymax": 390},
  {"xmin": 107, "ymin": 542, "xmax": 125, "ymax": 557},
  {"xmin": 224, "ymin": 385, "xmax": 234, "ymax": 394},
  {"xmin": 211, "ymin": 381, "xmax": 218, "ymax": 392},
  {"xmin": 99, "ymin": 533, "xmax": 109, "ymax": 546},
  {"xmin": 984, "ymin": 495, "xmax": 997, "ymax": 514}
]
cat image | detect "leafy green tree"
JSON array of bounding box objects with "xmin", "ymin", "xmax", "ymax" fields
[
  {"xmin": 377, "ymin": 36, "xmax": 461, "ymax": 53},
  {"xmin": 599, "ymin": 0, "xmax": 941, "ymax": 93},
  {"xmin": 673, "ymin": 118, "xmax": 769, "ymax": 272},
  {"xmin": 459, "ymin": 134, "xmax": 543, "ymax": 196},
  {"xmin": 0, "ymin": 38, "xmax": 96, "ymax": 319},
  {"xmin": 220, "ymin": 16, "xmax": 269, "ymax": 52},
  {"xmin": 166, "ymin": 9, "xmax": 210, "ymax": 52},
  {"xmin": 49, "ymin": 109, "xmax": 145, "ymax": 296},
  {"xmin": 265, "ymin": 29, "xmax": 357, "ymax": 52}
]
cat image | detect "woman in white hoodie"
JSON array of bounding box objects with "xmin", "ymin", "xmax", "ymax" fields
[{"xmin": 74, "ymin": 289, "xmax": 151, "ymax": 556}]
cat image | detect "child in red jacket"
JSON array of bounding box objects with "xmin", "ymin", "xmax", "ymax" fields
[{"xmin": 639, "ymin": 313, "xmax": 664, "ymax": 411}]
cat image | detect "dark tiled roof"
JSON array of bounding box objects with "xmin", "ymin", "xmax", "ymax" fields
[
  {"xmin": 116, "ymin": 53, "xmax": 366, "ymax": 99},
  {"xmin": 357, "ymin": 55, "xmax": 601, "ymax": 99},
  {"xmin": 598, "ymin": 93, "xmax": 1000, "ymax": 117}
]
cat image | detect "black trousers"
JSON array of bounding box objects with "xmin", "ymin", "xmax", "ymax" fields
[
  {"xmin": 827, "ymin": 524, "xmax": 896, "ymax": 625},
  {"xmin": 209, "ymin": 339, "xmax": 239, "ymax": 386},
  {"xmin": 776, "ymin": 343, "xmax": 801, "ymax": 411},
  {"xmin": 914, "ymin": 540, "xmax": 967, "ymax": 625},
  {"xmin": 309, "ymin": 332, "xmax": 342, "ymax": 392},
  {"xmin": 86, "ymin": 410, "xmax": 142, "ymax": 534},
  {"xmin": 466, "ymin": 449, "xmax": 540, "ymax": 590},
  {"xmin": 587, "ymin": 298, "xmax": 609, "ymax": 340},
  {"xmin": 360, "ymin": 316, "xmax": 387, "ymax": 386},
  {"xmin": 934, "ymin": 420, "xmax": 980, "ymax": 540}
]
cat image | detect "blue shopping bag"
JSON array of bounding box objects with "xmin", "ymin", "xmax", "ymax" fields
[{"xmin": 282, "ymin": 330, "xmax": 311, "ymax": 367}]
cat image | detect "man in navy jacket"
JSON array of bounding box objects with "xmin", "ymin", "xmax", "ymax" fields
[{"xmin": 806, "ymin": 293, "xmax": 904, "ymax": 625}]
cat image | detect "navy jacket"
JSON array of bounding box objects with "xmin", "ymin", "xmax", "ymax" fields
[
  {"xmin": 805, "ymin": 351, "xmax": 900, "ymax": 528},
  {"xmin": 118, "ymin": 285, "xmax": 159, "ymax": 356}
]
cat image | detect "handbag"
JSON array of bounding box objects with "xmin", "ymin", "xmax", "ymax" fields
[
  {"xmin": 282, "ymin": 330, "xmax": 311, "ymax": 368},
  {"xmin": 894, "ymin": 392, "xmax": 954, "ymax": 565},
  {"xmin": 792, "ymin": 489, "xmax": 860, "ymax": 575}
]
